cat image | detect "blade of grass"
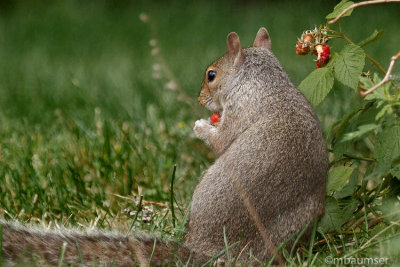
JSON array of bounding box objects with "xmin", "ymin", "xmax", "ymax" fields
[
  {"xmin": 223, "ymin": 226, "xmax": 231, "ymax": 263},
  {"xmin": 340, "ymin": 234, "xmax": 347, "ymax": 255},
  {"xmin": 149, "ymin": 239, "xmax": 157, "ymax": 265},
  {"xmin": 200, "ymin": 242, "xmax": 239, "ymax": 267},
  {"xmin": 127, "ymin": 195, "xmax": 143, "ymax": 235},
  {"xmin": 76, "ymin": 241, "xmax": 84, "ymax": 266},
  {"xmin": 344, "ymin": 230, "xmax": 400, "ymax": 258},
  {"xmin": 58, "ymin": 242, "xmax": 67, "ymax": 267},
  {"xmin": 0, "ymin": 223, "xmax": 3, "ymax": 266},
  {"xmin": 307, "ymin": 218, "xmax": 318, "ymax": 266},
  {"xmin": 170, "ymin": 164, "xmax": 177, "ymax": 228},
  {"xmin": 289, "ymin": 221, "xmax": 311, "ymax": 258},
  {"xmin": 309, "ymin": 251, "xmax": 319, "ymax": 266}
]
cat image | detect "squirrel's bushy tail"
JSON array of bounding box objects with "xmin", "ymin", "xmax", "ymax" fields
[{"xmin": 1, "ymin": 220, "xmax": 210, "ymax": 266}]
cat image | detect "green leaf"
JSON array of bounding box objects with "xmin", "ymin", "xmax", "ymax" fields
[
  {"xmin": 359, "ymin": 75, "xmax": 375, "ymax": 92},
  {"xmin": 318, "ymin": 197, "xmax": 342, "ymax": 233},
  {"xmin": 327, "ymin": 166, "xmax": 354, "ymax": 195},
  {"xmin": 364, "ymin": 73, "xmax": 390, "ymax": 102},
  {"xmin": 326, "ymin": 0, "xmax": 354, "ymax": 20},
  {"xmin": 299, "ymin": 67, "xmax": 334, "ymax": 107},
  {"xmin": 357, "ymin": 30, "xmax": 384, "ymax": 47},
  {"xmin": 364, "ymin": 163, "xmax": 387, "ymax": 181},
  {"xmin": 333, "ymin": 44, "xmax": 365, "ymax": 89},
  {"xmin": 339, "ymin": 198, "xmax": 359, "ymax": 219},
  {"xmin": 341, "ymin": 123, "xmax": 379, "ymax": 142},
  {"xmin": 376, "ymin": 104, "xmax": 394, "ymax": 121},
  {"xmin": 391, "ymin": 165, "xmax": 400, "ymax": 180},
  {"xmin": 379, "ymin": 197, "xmax": 400, "ymax": 222},
  {"xmin": 390, "ymin": 156, "xmax": 400, "ymax": 179},
  {"xmin": 335, "ymin": 166, "xmax": 359, "ymax": 198},
  {"xmin": 318, "ymin": 197, "xmax": 358, "ymax": 233},
  {"xmin": 374, "ymin": 122, "xmax": 400, "ymax": 173}
]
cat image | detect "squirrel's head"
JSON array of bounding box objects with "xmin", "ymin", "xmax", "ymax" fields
[{"xmin": 198, "ymin": 27, "xmax": 271, "ymax": 112}]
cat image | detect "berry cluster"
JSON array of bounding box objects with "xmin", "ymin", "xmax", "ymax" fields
[{"xmin": 295, "ymin": 27, "xmax": 331, "ymax": 68}]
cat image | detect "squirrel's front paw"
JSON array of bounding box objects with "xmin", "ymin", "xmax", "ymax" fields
[{"xmin": 193, "ymin": 119, "xmax": 215, "ymax": 142}]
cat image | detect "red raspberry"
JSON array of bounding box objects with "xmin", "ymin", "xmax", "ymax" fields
[
  {"xmin": 315, "ymin": 44, "xmax": 330, "ymax": 62},
  {"xmin": 314, "ymin": 44, "xmax": 330, "ymax": 68},
  {"xmin": 210, "ymin": 112, "xmax": 221, "ymax": 125},
  {"xmin": 320, "ymin": 45, "xmax": 330, "ymax": 63}
]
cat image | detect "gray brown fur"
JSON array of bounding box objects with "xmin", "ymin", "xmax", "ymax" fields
[
  {"xmin": 0, "ymin": 28, "xmax": 328, "ymax": 265},
  {"xmin": 191, "ymin": 28, "xmax": 327, "ymax": 261},
  {"xmin": 1, "ymin": 219, "xmax": 209, "ymax": 266}
]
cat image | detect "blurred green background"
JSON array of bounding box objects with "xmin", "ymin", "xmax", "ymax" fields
[{"xmin": 0, "ymin": 0, "xmax": 399, "ymax": 228}]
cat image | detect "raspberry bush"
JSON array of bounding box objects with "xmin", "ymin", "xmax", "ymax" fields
[{"xmin": 295, "ymin": 0, "xmax": 400, "ymax": 262}]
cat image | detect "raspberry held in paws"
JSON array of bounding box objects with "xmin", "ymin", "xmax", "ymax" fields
[{"xmin": 210, "ymin": 113, "xmax": 220, "ymax": 125}]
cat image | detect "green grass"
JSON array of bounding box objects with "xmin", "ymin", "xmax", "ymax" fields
[{"xmin": 0, "ymin": 0, "xmax": 400, "ymax": 265}]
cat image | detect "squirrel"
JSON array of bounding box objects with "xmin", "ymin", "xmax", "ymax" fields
[{"xmin": 0, "ymin": 27, "xmax": 328, "ymax": 266}]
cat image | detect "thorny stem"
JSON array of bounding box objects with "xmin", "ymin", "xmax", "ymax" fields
[
  {"xmin": 328, "ymin": 0, "xmax": 400, "ymax": 24},
  {"xmin": 360, "ymin": 52, "xmax": 400, "ymax": 98}
]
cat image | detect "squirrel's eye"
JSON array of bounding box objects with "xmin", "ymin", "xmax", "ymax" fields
[{"xmin": 207, "ymin": 70, "xmax": 217, "ymax": 82}]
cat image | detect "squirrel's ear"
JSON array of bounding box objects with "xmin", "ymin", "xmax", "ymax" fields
[
  {"xmin": 253, "ymin": 27, "xmax": 271, "ymax": 50},
  {"xmin": 226, "ymin": 32, "xmax": 243, "ymax": 67}
]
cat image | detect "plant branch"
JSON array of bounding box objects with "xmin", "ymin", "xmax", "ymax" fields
[
  {"xmin": 342, "ymin": 153, "xmax": 375, "ymax": 162},
  {"xmin": 365, "ymin": 54, "xmax": 387, "ymax": 75},
  {"xmin": 328, "ymin": 0, "xmax": 400, "ymax": 24},
  {"xmin": 360, "ymin": 52, "xmax": 400, "ymax": 98}
]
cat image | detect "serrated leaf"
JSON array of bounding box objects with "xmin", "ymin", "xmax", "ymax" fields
[
  {"xmin": 318, "ymin": 197, "xmax": 358, "ymax": 233},
  {"xmin": 327, "ymin": 166, "xmax": 354, "ymax": 194},
  {"xmin": 339, "ymin": 198, "xmax": 359, "ymax": 218},
  {"xmin": 341, "ymin": 123, "xmax": 379, "ymax": 142},
  {"xmin": 379, "ymin": 197, "xmax": 400, "ymax": 222},
  {"xmin": 376, "ymin": 104, "xmax": 394, "ymax": 121},
  {"xmin": 390, "ymin": 156, "xmax": 400, "ymax": 179},
  {"xmin": 374, "ymin": 123, "xmax": 400, "ymax": 173},
  {"xmin": 391, "ymin": 165, "xmax": 400, "ymax": 179},
  {"xmin": 299, "ymin": 67, "xmax": 334, "ymax": 107},
  {"xmin": 333, "ymin": 44, "xmax": 365, "ymax": 89},
  {"xmin": 364, "ymin": 73, "xmax": 390, "ymax": 102},
  {"xmin": 359, "ymin": 75, "xmax": 375, "ymax": 91},
  {"xmin": 335, "ymin": 166, "xmax": 359, "ymax": 198},
  {"xmin": 358, "ymin": 29, "xmax": 384, "ymax": 47},
  {"xmin": 326, "ymin": 0, "xmax": 354, "ymax": 20},
  {"xmin": 318, "ymin": 197, "xmax": 342, "ymax": 233}
]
